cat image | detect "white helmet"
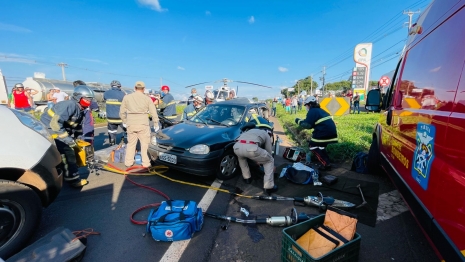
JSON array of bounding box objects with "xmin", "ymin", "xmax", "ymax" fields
[
  {"xmin": 304, "ymin": 96, "xmax": 317, "ymax": 105},
  {"xmin": 205, "ymin": 90, "xmax": 214, "ymax": 100},
  {"xmin": 193, "ymin": 95, "xmax": 203, "ymax": 103}
]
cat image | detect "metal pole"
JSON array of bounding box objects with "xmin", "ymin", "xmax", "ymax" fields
[
  {"xmin": 57, "ymin": 63, "xmax": 68, "ymax": 81},
  {"xmin": 310, "ymin": 74, "xmax": 313, "ymax": 95}
]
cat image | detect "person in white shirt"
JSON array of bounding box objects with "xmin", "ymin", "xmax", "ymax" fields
[{"xmin": 52, "ymin": 88, "xmax": 69, "ymax": 103}]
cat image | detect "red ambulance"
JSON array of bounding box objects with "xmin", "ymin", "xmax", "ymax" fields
[{"xmin": 365, "ymin": 0, "xmax": 465, "ymax": 261}]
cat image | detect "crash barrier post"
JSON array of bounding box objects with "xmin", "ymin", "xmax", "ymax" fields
[
  {"xmin": 319, "ymin": 97, "xmax": 350, "ymax": 116},
  {"xmin": 282, "ymin": 214, "xmax": 361, "ymax": 262}
]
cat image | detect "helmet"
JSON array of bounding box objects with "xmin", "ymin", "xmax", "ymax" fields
[
  {"xmin": 73, "ymin": 80, "xmax": 86, "ymax": 87},
  {"xmin": 206, "ymin": 90, "xmax": 214, "ymax": 100},
  {"xmin": 14, "ymin": 83, "xmax": 24, "ymax": 88},
  {"xmin": 240, "ymin": 122, "xmax": 256, "ymax": 132},
  {"xmin": 193, "ymin": 95, "xmax": 203, "ymax": 103},
  {"xmin": 73, "ymin": 85, "xmax": 95, "ymax": 108},
  {"xmin": 153, "ymin": 90, "xmax": 161, "ymax": 96},
  {"xmin": 111, "ymin": 80, "xmax": 121, "ymax": 88},
  {"xmin": 161, "ymin": 85, "xmax": 170, "ymax": 91},
  {"xmin": 304, "ymin": 96, "xmax": 317, "ymax": 105}
]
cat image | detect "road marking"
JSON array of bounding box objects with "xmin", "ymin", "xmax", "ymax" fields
[
  {"xmin": 159, "ymin": 179, "xmax": 223, "ymax": 262},
  {"xmin": 376, "ymin": 190, "xmax": 409, "ymax": 223}
]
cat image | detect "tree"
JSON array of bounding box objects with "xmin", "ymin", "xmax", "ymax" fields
[{"xmin": 280, "ymin": 75, "xmax": 319, "ymax": 97}]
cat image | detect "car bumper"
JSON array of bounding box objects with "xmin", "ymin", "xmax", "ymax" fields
[
  {"xmin": 30, "ymin": 144, "xmax": 63, "ymax": 207},
  {"xmin": 148, "ymin": 145, "xmax": 223, "ymax": 176}
]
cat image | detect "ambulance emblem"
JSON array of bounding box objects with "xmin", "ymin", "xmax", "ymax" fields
[{"xmin": 412, "ymin": 123, "xmax": 435, "ymax": 190}]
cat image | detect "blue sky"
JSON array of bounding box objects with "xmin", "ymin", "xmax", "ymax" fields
[{"xmin": 0, "ymin": 0, "xmax": 430, "ymax": 100}]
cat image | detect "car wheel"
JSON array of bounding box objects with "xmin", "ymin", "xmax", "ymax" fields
[
  {"xmin": 367, "ymin": 138, "xmax": 383, "ymax": 175},
  {"xmin": 0, "ymin": 180, "xmax": 42, "ymax": 258},
  {"xmin": 216, "ymin": 149, "xmax": 239, "ymax": 180}
]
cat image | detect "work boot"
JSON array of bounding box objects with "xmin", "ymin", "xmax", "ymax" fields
[
  {"xmin": 264, "ymin": 185, "xmax": 278, "ymax": 195},
  {"xmin": 64, "ymin": 172, "xmax": 80, "ymax": 182},
  {"xmin": 243, "ymin": 178, "xmax": 252, "ymax": 184}
]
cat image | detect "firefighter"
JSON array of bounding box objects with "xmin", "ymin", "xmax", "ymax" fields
[
  {"xmin": 295, "ymin": 96, "xmax": 338, "ymax": 170},
  {"xmin": 233, "ymin": 122, "xmax": 278, "ymax": 195},
  {"xmin": 40, "ymin": 85, "xmax": 95, "ymax": 187},
  {"xmin": 181, "ymin": 95, "xmax": 203, "ymax": 120},
  {"xmin": 72, "ymin": 80, "xmax": 98, "ymax": 146},
  {"xmin": 103, "ymin": 80, "xmax": 126, "ymax": 145},
  {"xmin": 187, "ymin": 88, "xmax": 198, "ymax": 106},
  {"xmin": 158, "ymin": 85, "xmax": 177, "ymax": 120}
]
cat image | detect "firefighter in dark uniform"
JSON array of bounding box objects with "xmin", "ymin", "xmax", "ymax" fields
[
  {"xmin": 233, "ymin": 122, "xmax": 278, "ymax": 195},
  {"xmin": 181, "ymin": 95, "xmax": 203, "ymax": 120},
  {"xmin": 295, "ymin": 96, "xmax": 338, "ymax": 170},
  {"xmin": 158, "ymin": 85, "xmax": 177, "ymax": 120},
  {"xmin": 103, "ymin": 80, "xmax": 126, "ymax": 145},
  {"xmin": 40, "ymin": 85, "xmax": 95, "ymax": 187}
]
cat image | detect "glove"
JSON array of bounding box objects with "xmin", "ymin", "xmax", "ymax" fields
[
  {"xmin": 123, "ymin": 123, "xmax": 127, "ymax": 128},
  {"xmin": 62, "ymin": 137, "xmax": 77, "ymax": 147},
  {"xmin": 295, "ymin": 118, "xmax": 302, "ymax": 125}
]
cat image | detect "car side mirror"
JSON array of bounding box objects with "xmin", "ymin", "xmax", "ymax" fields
[{"xmin": 365, "ymin": 89, "xmax": 382, "ymax": 112}]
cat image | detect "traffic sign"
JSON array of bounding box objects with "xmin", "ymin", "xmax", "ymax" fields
[
  {"xmin": 379, "ymin": 76, "xmax": 390, "ymax": 87},
  {"xmin": 320, "ymin": 97, "xmax": 351, "ymax": 116}
]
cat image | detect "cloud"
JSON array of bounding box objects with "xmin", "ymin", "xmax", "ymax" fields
[
  {"xmin": 0, "ymin": 22, "xmax": 32, "ymax": 33},
  {"xmin": 278, "ymin": 67, "xmax": 288, "ymax": 72},
  {"xmin": 430, "ymin": 66, "xmax": 441, "ymax": 72},
  {"xmin": 177, "ymin": 66, "xmax": 185, "ymax": 70},
  {"xmin": 0, "ymin": 53, "xmax": 36, "ymax": 64},
  {"xmin": 248, "ymin": 16, "xmax": 255, "ymax": 24},
  {"xmin": 80, "ymin": 58, "xmax": 108, "ymax": 65},
  {"xmin": 205, "ymin": 11, "xmax": 211, "ymax": 16},
  {"xmin": 137, "ymin": 0, "xmax": 167, "ymax": 12}
]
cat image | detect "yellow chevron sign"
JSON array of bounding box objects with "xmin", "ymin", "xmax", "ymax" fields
[
  {"xmin": 399, "ymin": 97, "xmax": 422, "ymax": 116},
  {"xmin": 320, "ymin": 97, "xmax": 351, "ymax": 116}
]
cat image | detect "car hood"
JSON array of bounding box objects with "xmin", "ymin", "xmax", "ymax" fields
[{"xmin": 155, "ymin": 122, "xmax": 240, "ymax": 149}]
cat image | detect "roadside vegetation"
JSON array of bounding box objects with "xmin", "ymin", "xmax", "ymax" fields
[{"xmin": 274, "ymin": 105, "xmax": 379, "ymax": 163}]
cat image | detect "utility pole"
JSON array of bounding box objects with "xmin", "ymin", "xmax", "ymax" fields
[
  {"xmin": 297, "ymin": 80, "xmax": 300, "ymax": 95},
  {"xmin": 310, "ymin": 74, "xmax": 313, "ymax": 96},
  {"xmin": 57, "ymin": 63, "xmax": 68, "ymax": 81},
  {"xmin": 403, "ymin": 10, "xmax": 420, "ymax": 31},
  {"xmin": 319, "ymin": 66, "xmax": 326, "ymax": 95}
]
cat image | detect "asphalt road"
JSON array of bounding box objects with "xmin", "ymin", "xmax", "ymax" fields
[{"xmin": 21, "ymin": 125, "xmax": 440, "ymax": 262}]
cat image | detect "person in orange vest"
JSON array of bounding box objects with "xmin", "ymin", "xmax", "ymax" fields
[{"xmin": 7, "ymin": 83, "xmax": 32, "ymax": 112}]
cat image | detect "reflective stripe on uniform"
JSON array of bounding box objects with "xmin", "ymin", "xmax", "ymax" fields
[
  {"xmin": 106, "ymin": 101, "xmax": 122, "ymax": 105},
  {"xmin": 48, "ymin": 109, "xmax": 78, "ymax": 127},
  {"xmin": 166, "ymin": 101, "xmax": 176, "ymax": 106},
  {"xmin": 47, "ymin": 109, "xmax": 55, "ymax": 117},
  {"xmin": 165, "ymin": 115, "xmax": 178, "ymax": 119},
  {"xmin": 107, "ymin": 118, "xmax": 123, "ymax": 123},
  {"xmin": 315, "ymin": 116, "xmax": 332, "ymax": 125},
  {"xmin": 310, "ymin": 137, "xmax": 338, "ymax": 143}
]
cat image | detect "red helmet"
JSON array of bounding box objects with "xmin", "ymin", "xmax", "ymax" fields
[{"xmin": 161, "ymin": 85, "xmax": 170, "ymax": 91}]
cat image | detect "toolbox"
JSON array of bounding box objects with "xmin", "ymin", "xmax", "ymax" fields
[{"xmin": 281, "ymin": 214, "xmax": 361, "ymax": 262}]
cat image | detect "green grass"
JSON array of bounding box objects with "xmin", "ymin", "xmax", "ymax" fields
[
  {"xmin": 176, "ymin": 105, "xmax": 186, "ymax": 115},
  {"xmin": 275, "ymin": 105, "xmax": 379, "ymax": 163}
]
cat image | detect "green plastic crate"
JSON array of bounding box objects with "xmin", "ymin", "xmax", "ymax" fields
[{"xmin": 281, "ymin": 214, "xmax": 361, "ymax": 262}]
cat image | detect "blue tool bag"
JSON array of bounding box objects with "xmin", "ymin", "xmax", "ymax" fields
[{"xmin": 147, "ymin": 200, "xmax": 203, "ymax": 241}]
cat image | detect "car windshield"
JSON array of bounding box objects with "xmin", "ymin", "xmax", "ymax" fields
[{"xmin": 190, "ymin": 104, "xmax": 245, "ymax": 126}]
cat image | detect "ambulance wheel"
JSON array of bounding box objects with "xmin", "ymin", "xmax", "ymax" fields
[
  {"xmin": 216, "ymin": 149, "xmax": 239, "ymax": 180},
  {"xmin": 0, "ymin": 180, "xmax": 42, "ymax": 258},
  {"xmin": 367, "ymin": 139, "xmax": 382, "ymax": 175}
]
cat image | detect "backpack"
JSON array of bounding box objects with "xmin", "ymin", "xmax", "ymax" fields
[
  {"xmin": 351, "ymin": 152, "xmax": 369, "ymax": 174},
  {"xmin": 147, "ymin": 200, "xmax": 203, "ymax": 241},
  {"xmin": 284, "ymin": 163, "xmax": 317, "ymax": 184}
]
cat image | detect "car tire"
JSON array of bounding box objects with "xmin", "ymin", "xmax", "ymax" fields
[
  {"xmin": 367, "ymin": 138, "xmax": 383, "ymax": 175},
  {"xmin": 0, "ymin": 180, "xmax": 42, "ymax": 259},
  {"xmin": 216, "ymin": 149, "xmax": 239, "ymax": 180}
]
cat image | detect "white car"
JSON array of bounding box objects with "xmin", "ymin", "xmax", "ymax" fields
[{"xmin": 0, "ymin": 106, "xmax": 62, "ymax": 258}]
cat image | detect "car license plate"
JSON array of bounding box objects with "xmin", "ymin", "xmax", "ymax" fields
[{"xmin": 159, "ymin": 152, "xmax": 177, "ymax": 164}]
